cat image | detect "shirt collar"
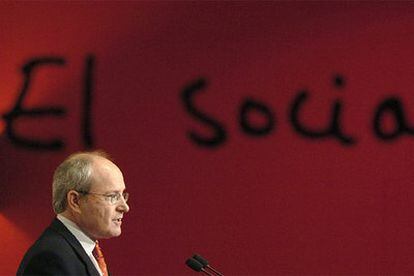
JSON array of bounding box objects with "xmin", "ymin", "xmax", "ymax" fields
[{"xmin": 57, "ymin": 214, "xmax": 96, "ymax": 255}]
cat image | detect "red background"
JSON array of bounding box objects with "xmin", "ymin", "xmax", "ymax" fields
[{"xmin": 2, "ymin": 2, "xmax": 414, "ymax": 275}]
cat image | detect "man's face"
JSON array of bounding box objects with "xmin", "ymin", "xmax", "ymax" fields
[{"xmin": 77, "ymin": 157, "xmax": 130, "ymax": 240}]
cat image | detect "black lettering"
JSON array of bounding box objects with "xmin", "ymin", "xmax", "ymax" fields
[
  {"xmin": 289, "ymin": 74, "xmax": 356, "ymax": 145},
  {"xmin": 373, "ymin": 97, "xmax": 414, "ymax": 140},
  {"xmin": 3, "ymin": 57, "xmax": 67, "ymax": 150},
  {"xmin": 82, "ymin": 55, "xmax": 95, "ymax": 149},
  {"xmin": 239, "ymin": 98, "xmax": 275, "ymax": 136},
  {"xmin": 181, "ymin": 78, "xmax": 227, "ymax": 148}
]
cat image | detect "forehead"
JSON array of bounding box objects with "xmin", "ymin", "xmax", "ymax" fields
[{"xmin": 89, "ymin": 157, "xmax": 125, "ymax": 192}]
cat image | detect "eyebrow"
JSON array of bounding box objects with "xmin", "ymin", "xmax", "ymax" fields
[{"xmin": 105, "ymin": 189, "xmax": 126, "ymax": 194}]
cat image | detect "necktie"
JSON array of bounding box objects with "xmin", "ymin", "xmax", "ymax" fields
[{"xmin": 93, "ymin": 241, "xmax": 109, "ymax": 276}]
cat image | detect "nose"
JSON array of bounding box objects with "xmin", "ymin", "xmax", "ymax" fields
[{"xmin": 117, "ymin": 196, "xmax": 130, "ymax": 213}]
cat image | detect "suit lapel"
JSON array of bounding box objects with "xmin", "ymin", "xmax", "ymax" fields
[{"xmin": 50, "ymin": 219, "xmax": 101, "ymax": 276}]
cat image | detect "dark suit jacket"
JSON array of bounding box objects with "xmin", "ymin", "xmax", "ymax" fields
[{"xmin": 17, "ymin": 218, "xmax": 101, "ymax": 276}]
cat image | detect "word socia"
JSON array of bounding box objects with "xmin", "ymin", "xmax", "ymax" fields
[{"xmin": 181, "ymin": 75, "xmax": 413, "ymax": 148}]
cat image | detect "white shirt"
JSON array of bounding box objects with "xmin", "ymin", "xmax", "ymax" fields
[{"xmin": 57, "ymin": 214, "xmax": 103, "ymax": 276}]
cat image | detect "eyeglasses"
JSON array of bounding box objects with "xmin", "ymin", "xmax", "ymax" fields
[{"xmin": 78, "ymin": 191, "xmax": 129, "ymax": 205}]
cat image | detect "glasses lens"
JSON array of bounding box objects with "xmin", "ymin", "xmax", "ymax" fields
[
  {"xmin": 111, "ymin": 194, "xmax": 118, "ymax": 204},
  {"xmin": 122, "ymin": 192, "xmax": 129, "ymax": 202}
]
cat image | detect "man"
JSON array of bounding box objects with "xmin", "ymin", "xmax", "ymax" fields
[{"xmin": 17, "ymin": 151, "xmax": 130, "ymax": 275}]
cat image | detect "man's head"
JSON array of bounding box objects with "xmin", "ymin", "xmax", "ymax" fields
[{"xmin": 53, "ymin": 151, "xmax": 130, "ymax": 240}]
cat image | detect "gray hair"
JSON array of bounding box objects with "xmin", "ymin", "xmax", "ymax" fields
[{"xmin": 52, "ymin": 150, "xmax": 109, "ymax": 214}]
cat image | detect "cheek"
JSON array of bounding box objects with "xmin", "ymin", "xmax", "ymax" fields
[
  {"xmin": 95, "ymin": 207, "xmax": 113, "ymax": 226},
  {"xmin": 83, "ymin": 205, "xmax": 108, "ymax": 225}
]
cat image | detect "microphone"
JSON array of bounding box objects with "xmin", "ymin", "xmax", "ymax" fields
[
  {"xmin": 185, "ymin": 258, "xmax": 214, "ymax": 276},
  {"xmin": 192, "ymin": 254, "xmax": 224, "ymax": 276}
]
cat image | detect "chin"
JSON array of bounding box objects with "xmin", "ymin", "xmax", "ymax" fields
[
  {"xmin": 94, "ymin": 229, "xmax": 121, "ymax": 239},
  {"xmin": 108, "ymin": 229, "xmax": 122, "ymax": 238}
]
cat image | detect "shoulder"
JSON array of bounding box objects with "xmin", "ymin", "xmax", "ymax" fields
[
  {"xmin": 26, "ymin": 220, "xmax": 75, "ymax": 255},
  {"xmin": 17, "ymin": 220, "xmax": 89, "ymax": 275}
]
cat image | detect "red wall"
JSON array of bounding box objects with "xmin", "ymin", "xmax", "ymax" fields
[{"xmin": 3, "ymin": 2, "xmax": 414, "ymax": 275}]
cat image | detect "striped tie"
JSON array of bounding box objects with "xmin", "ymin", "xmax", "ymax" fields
[{"xmin": 93, "ymin": 241, "xmax": 108, "ymax": 276}]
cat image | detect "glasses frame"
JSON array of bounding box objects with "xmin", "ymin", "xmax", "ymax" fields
[{"xmin": 77, "ymin": 191, "xmax": 129, "ymax": 205}]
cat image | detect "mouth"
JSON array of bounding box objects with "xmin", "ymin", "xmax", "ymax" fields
[{"xmin": 113, "ymin": 218, "xmax": 123, "ymax": 225}]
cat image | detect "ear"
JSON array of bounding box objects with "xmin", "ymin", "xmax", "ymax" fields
[{"xmin": 66, "ymin": 190, "xmax": 83, "ymax": 213}]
